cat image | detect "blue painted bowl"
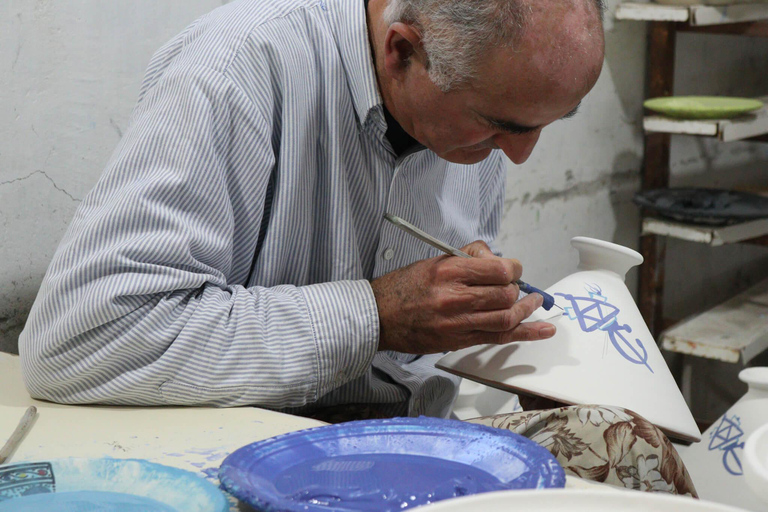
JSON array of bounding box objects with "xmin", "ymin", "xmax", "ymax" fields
[
  {"xmin": 220, "ymin": 416, "xmax": 565, "ymax": 512},
  {"xmin": 0, "ymin": 458, "xmax": 228, "ymax": 512}
]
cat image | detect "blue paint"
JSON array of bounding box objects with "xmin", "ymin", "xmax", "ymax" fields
[
  {"xmin": 0, "ymin": 491, "xmax": 176, "ymax": 511},
  {"xmin": 708, "ymin": 414, "xmax": 745, "ymax": 476},
  {"xmin": 277, "ymin": 454, "xmax": 508, "ymax": 510},
  {"xmin": 220, "ymin": 417, "xmax": 564, "ymax": 512},
  {"xmin": 556, "ymin": 283, "xmax": 653, "ymax": 372}
]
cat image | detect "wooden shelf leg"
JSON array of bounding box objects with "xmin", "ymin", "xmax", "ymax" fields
[
  {"xmin": 639, "ymin": 21, "xmax": 677, "ymax": 341},
  {"xmin": 639, "ymin": 234, "xmax": 667, "ymax": 338}
]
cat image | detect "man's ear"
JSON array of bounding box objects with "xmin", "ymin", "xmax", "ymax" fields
[{"xmin": 383, "ymin": 22, "xmax": 426, "ymax": 81}]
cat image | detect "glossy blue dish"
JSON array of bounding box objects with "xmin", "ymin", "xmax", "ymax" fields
[
  {"xmin": 220, "ymin": 417, "xmax": 564, "ymax": 512},
  {"xmin": 0, "ymin": 458, "xmax": 228, "ymax": 512}
]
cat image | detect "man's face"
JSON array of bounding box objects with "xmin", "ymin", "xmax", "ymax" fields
[{"xmin": 385, "ymin": 6, "xmax": 605, "ymax": 165}]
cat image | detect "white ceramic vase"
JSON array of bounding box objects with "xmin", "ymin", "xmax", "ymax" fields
[
  {"xmin": 678, "ymin": 367, "xmax": 768, "ymax": 512},
  {"xmin": 437, "ymin": 236, "xmax": 701, "ymax": 442}
]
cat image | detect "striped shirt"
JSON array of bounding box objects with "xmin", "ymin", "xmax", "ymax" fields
[{"xmin": 19, "ymin": 0, "xmax": 506, "ymax": 419}]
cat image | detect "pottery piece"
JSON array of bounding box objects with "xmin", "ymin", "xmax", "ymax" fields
[
  {"xmin": 437, "ymin": 236, "xmax": 701, "ymax": 443},
  {"xmin": 421, "ymin": 489, "xmax": 752, "ymax": 512},
  {"xmin": 744, "ymin": 422, "xmax": 768, "ymax": 506},
  {"xmin": 0, "ymin": 458, "xmax": 228, "ymax": 511},
  {"xmin": 643, "ymin": 96, "xmax": 763, "ymax": 120},
  {"xmin": 219, "ymin": 417, "xmax": 565, "ymax": 512},
  {"xmin": 680, "ymin": 368, "xmax": 768, "ymax": 511}
]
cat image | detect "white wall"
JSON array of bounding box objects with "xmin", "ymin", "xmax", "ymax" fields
[{"xmin": 2, "ymin": 0, "xmax": 768, "ymax": 356}]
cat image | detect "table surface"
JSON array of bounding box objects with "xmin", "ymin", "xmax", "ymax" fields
[{"xmin": 0, "ymin": 353, "xmax": 598, "ymax": 511}]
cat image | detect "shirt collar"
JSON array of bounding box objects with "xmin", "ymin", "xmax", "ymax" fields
[{"xmin": 323, "ymin": 0, "xmax": 384, "ymax": 129}]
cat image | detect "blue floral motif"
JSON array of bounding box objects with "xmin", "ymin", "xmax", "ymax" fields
[
  {"xmin": 555, "ymin": 284, "xmax": 653, "ymax": 373},
  {"xmin": 707, "ymin": 414, "xmax": 744, "ymax": 476}
]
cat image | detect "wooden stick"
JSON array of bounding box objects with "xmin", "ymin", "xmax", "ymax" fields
[{"xmin": 0, "ymin": 406, "xmax": 37, "ymax": 464}]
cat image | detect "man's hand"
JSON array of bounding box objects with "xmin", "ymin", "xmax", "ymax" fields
[{"xmin": 371, "ymin": 240, "xmax": 556, "ymax": 354}]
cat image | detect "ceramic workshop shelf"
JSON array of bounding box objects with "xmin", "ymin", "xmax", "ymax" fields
[
  {"xmin": 661, "ymin": 277, "xmax": 768, "ymax": 363},
  {"xmin": 616, "ymin": 2, "xmax": 768, "ymax": 25},
  {"xmin": 641, "ymin": 216, "xmax": 768, "ymax": 245},
  {"xmin": 642, "ymin": 96, "xmax": 768, "ymax": 142}
]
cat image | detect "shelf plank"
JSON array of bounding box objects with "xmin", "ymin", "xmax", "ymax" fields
[
  {"xmin": 616, "ymin": 2, "xmax": 768, "ymax": 25},
  {"xmin": 661, "ymin": 277, "xmax": 768, "ymax": 363},
  {"xmin": 643, "ymin": 96, "xmax": 768, "ymax": 141},
  {"xmin": 642, "ymin": 216, "xmax": 768, "ymax": 245}
]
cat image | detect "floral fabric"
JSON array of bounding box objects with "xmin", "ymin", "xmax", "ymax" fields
[{"xmin": 468, "ymin": 405, "xmax": 697, "ymax": 497}]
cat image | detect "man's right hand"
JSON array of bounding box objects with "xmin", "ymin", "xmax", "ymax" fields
[{"xmin": 370, "ymin": 240, "xmax": 556, "ymax": 354}]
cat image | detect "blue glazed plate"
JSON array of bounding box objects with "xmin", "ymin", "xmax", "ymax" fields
[
  {"xmin": 219, "ymin": 417, "xmax": 565, "ymax": 512},
  {"xmin": 0, "ymin": 458, "xmax": 228, "ymax": 512}
]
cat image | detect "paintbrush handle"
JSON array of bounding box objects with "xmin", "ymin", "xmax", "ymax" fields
[
  {"xmin": 383, "ymin": 213, "xmax": 559, "ymax": 311},
  {"xmin": 0, "ymin": 406, "xmax": 37, "ymax": 464}
]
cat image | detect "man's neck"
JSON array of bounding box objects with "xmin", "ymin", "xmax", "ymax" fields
[{"xmin": 364, "ymin": 0, "xmax": 421, "ymax": 158}]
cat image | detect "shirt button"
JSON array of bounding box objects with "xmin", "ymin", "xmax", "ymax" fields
[{"xmin": 383, "ymin": 248, "xmax": 395, "ymax": 261}]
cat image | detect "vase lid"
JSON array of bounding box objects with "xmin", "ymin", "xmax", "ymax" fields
[{"xmin": 739, "ymin": 367, "xmax": 768, "ymax": 391}]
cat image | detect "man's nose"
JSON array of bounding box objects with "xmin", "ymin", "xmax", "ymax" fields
[{"xmin": 494, "ymin": 130, "xmax": 541, "ymax": 165}]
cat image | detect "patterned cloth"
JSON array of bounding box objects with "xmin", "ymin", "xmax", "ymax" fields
[{"xmin": 468, "ymin": 405, "xmax": 698, "ymax": 497}]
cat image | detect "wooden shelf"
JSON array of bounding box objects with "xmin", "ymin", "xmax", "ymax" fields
[
  {"xmin": 642, "ymin": 216, "xmax": 768, "ymax": 245},
  {"xmin": 643, "ymin": 96, "xmax": 768, "ymax": 141},
  {"xmin": 661, "ymin": 277, "xmax": 768, "ymax": 363},
  {"xmin": 616, "ymin": 2, "xmax": 768, "ymax": 25}
]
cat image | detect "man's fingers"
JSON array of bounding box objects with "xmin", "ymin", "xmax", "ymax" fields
[
  {"xmin": 462, "ymin": 293, "xmax": 544, "ymax": 332},
  {"xmin": 505, "ymin": 321, "xmax": 556, "ymax": 342},
  {"xmin": 448, "ymin": 254, "xmax": 523, "ymax": 286}
]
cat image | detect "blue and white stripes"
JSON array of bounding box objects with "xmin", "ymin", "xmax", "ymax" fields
[{"xmin": 19, "ymin": 0, "xmax": 506, "ymax": 418}]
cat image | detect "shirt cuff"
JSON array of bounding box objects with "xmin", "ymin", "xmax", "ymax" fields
[{"xmin": 300, "ymin": 279, "xmax": 379, "ymax": 399}]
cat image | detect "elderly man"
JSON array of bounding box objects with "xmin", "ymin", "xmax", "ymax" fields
[{"xmin": 19, "ymin": 0, "xmax": 696, "ymax": 495}]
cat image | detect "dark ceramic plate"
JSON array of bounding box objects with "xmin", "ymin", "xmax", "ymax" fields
[
  {"xmin": 219, "ymin": 417, "xmax": 565, "ymax": 512},
  {"xmin": 633, "ymin": 188, "xmax": 768, "ymax": 226}
]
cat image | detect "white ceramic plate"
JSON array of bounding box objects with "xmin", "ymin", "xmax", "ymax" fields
[{"xmin": 421, "ymin": 489, "xmax": 751, "ymax": 512}]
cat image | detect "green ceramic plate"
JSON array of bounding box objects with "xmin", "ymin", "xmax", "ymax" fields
[{"xmin": 643, "ymin": 96, "xmax": 764, "ymax": 120}]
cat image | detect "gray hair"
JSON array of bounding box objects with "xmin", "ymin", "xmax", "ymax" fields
[{"xmin": 383, "ymin": 0, "xmax": 605, "ymax": 92}]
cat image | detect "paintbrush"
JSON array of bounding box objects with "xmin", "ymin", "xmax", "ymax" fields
[
  {"xmin": 0, "ymin": 406, "xmax": 37, "ymax": 464},
  {"xmin": 383, "ymin": 213, "xmax": 561, "ymax": 311}
]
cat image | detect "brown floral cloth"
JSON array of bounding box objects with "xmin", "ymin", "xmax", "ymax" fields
[{"xmin": 467, "ymin": 405, "xmax": 697, "ymax": 497}]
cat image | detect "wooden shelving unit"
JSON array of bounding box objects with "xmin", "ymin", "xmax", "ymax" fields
[
  {"xmin": 615, "ymin": 4, "xmax": 768, "ymax": 341},
  {"xmin": 644, "ymin": 95, "xmax": 768, "ymax": 141},
  {"xmin": 616, "ymin": 2, "xmax": 768, "ymax": 25},
  {"xmin": 660, "ymin": 277, "xmax": 768, "ymax": 364}
]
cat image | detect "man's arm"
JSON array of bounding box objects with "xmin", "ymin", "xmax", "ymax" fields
[{"xmin": 19, "ymin": 64, "xmax": 379, "ymax": 407}]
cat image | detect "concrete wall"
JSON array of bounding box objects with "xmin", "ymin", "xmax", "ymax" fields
[{"xmin": 2, "ymin": 0, "xmax": 768, "ymax": 366}]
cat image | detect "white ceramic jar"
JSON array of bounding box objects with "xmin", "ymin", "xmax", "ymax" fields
[
  {"xmin": 679, "ymin": 367, "xmax": 768, "ymax": 511},
  {"xmin": 438, "ymin": 237, "xmax": 701, "ymax": 443}
]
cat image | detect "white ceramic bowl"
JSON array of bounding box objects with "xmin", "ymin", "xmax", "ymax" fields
[
  {"xmin": 743, "ymin": 423, "xmax": 768, "ymax": 505},
  {"xmin": 421, "ymin": 489, "xmax": 751, "ymax": 512}
]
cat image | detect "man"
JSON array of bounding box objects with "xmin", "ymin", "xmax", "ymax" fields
[{"xmin": 18, "ymin": 0, "xmax": 697, "ymax": 494}]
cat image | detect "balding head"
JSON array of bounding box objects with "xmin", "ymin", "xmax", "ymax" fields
[{"xmin": 383, "ymin": 0, "xmax": 605, "ymax": 91}]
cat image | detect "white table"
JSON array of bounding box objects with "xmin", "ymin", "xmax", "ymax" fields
[
  {"xmin": 0, "ymin": 353, "xmax": 326, "ymax": 510},
  {"xmin": 0, "ymin": 353, "xmax": 600, "ymax": 510}
]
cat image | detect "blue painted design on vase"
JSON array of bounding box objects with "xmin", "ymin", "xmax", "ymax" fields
[
  {"xmin": 707, "ymin": 414, "xmax": 744, "ymax": 476},
  {"xmin": 555, "ymin": 283, "xmax": 653, "ymax": 373}
]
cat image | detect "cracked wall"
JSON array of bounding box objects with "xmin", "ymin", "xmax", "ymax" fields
[
  {"xmin": 0, "ymin": 1, "xmax": 234, "ymax": 354},
  {"xmin": 2, "ymin": 0, "xmax": 767, "ymax": 370}
]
